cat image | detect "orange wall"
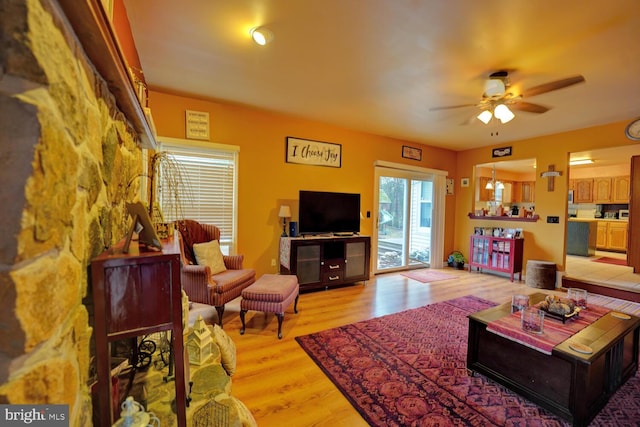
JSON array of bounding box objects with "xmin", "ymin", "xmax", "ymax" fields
[
  {"xmin": 148, "ymin": 91, "xmax": 458, "ymax": 276},
  {"xmin": 454, "ymin": 121, "xmax": 639, "ymax": 274}
]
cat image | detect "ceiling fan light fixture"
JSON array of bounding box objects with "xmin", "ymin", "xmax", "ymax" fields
[
  {"xmin": 494, "ymin": 104, "xmax": 515, "ymax": 123},
  {"xmin": 484, "ymin": 79, "xmax": 506, "ymax": 97},
  {"xmin": 477, "ymin": 110, "xmax": 493, "ymax": 124},
  {"xmin": 250, "ymin": 26, "xmax": 274, "ymax": 45}
]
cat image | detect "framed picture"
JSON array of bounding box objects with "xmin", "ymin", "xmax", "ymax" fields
[
  {"xmin": 286, "ymin": 137, "xmax": 341, "ymax": 168},
  {"xmin": 402, "ymin": 145, "xmax": 422, "ymax": 161},
  {"xmin": 446, "ymin": 178, "xmax": 454, "ymax": 195},
  {"xmin": 461, "ymin": 178, "xmax": 470, "ymax": 187}
]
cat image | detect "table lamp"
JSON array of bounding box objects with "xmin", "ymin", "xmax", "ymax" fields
[{"xmin": 278, "ymin": 205, "xmax": 291, "ymax": 237}]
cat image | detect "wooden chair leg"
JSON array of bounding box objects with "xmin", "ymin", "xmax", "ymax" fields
[
  {"xmin": 276, "ymin": 313, "xmax": 284, "ymax": 339},
  {"xmin": 239, "ymin": 309, "xmax": 247, "ymax": 335},
  {"xmin": 215, "ymin": 305, "xmax": 225, "ymax": 328},
  {"xmin": 293, "ymin": 294, "xmax": 299, "ymax": 313}
]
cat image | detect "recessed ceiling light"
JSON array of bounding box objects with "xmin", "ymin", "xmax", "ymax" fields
[{"xmin": 250, "ymin": 27, "xmax": 274, "ymax": 46}]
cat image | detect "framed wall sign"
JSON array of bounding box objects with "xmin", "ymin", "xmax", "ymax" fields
[
  {"xmin": 186, "ymin": 110, "xmax": 210, "ymax": 140},
  {"xmin": 402, "ymin": 145, "xmax": 422, "ymax": 161},
  {"xmin": 286, "ymin": 137, "xmax": 342, "ymax": 168},
  {"xmin": 461, "ymin": 178, "xmax": 470, "ymax": 187},
  {"xmin": 492, "ymin": 146, "xmax": 512, "ymax": 158}
]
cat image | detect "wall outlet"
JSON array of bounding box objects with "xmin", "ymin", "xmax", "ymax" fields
[
  {"xmin": 547, "ymin": 216, "xmax": 560, "ymax": 224},
  {"xmin": 271, "ymin": 258, "xmax": 276, "ymax": 267}
]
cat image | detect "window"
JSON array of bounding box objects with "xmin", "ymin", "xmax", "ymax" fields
[{"xmin": 158, "ymin": 138, "xmax": 239, "ymax": 253}]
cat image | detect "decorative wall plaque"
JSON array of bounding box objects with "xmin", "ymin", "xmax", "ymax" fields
[{"xmin": 186, "ymin": 110, "xmax": 210, "ymax": 140}]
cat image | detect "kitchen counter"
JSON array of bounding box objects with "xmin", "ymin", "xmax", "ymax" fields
[{"xmin": 567, "ymin": 219, "xmax": 597, "ymax": 256}]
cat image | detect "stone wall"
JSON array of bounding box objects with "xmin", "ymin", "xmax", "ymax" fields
[{"xmin": 0, "ymin": 0, "xmax": 143, "ymax": 424}]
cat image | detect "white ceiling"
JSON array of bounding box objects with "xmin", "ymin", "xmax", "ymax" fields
[{"xmin": 123, "ymin": 0, "xmax": 640, "ymax": 152}]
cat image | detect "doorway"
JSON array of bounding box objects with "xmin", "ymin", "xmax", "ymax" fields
[{"xmin": 373, "ymin": 162, "xmax": 446, "ymax": 274}]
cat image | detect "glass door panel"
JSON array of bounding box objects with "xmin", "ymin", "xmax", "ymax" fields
[
  {"xmin": 375, "ymin": 171, "xmax": 434, "ymax": 273},
  {"xmin": 377, "ymin": 177, "xmax": 406, "ymax": 270}
]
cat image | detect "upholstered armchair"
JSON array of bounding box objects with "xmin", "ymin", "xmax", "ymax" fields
[{"xmin": 176, "ymin": 219, "xmax": 256, "ymax": 327}]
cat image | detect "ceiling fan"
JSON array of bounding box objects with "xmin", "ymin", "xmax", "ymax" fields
[{"xmin": 430, "ymin": 70, "xmax": 586, "ymax": 124}]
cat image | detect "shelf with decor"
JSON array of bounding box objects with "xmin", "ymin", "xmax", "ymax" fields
[
  {"xmin": 468, "ymin": 213, "xmax": 539, "ymax": 222},
  {"xmin": 57, "ymin": 0, "xmax": 156, "ymax": 149},
  {"xmin": 468, "ymin": 235, "xmax": 524, "ymax": 282}
]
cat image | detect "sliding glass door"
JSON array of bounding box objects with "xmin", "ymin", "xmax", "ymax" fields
[{"xmin": 374, "ymin": 165, "xmax": 440, "ymax": 273}]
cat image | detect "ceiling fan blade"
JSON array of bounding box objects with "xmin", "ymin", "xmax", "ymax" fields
[
  {"xmin": 521, "ymin": 75, "xmax": 585, "ymax": 98},
  {"xmin": 510, "ymin": 102, "xmax": 550, "ymax": 114},
  {"xmin": 429, "ymin": 103, "xmax": 477, "ymax": 111}
]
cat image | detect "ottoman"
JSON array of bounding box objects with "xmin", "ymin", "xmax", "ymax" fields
[
  {"xmin": 525, "ymin": 260, "xmax": 557, "ymax": 290},
  {"xmin": 240, "ymin": 274, "xmax": 299, "ymax": 339}
]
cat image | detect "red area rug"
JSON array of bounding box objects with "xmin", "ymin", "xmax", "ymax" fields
[
  {"xmin": 296, "ymin": 296, "xmax": 640, "ymax": 426},
  {"xmin": 400, "ymin": 269, "xmax": 456, "ymax": 283},
  {"xmin": 592, "ymin": 256, "xmax": 628, "ymax": 266}
]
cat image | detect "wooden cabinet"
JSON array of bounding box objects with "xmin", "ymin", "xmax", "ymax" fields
[
  {"xmin": 477, "ymin": 177, "xmax": 493, "ymax": 202},
  {"xmin": 468, "ymin": 235, "xmax": 524, "ymax": 282},
  {"xmin": 571, "ymin": 176, "xmax": 629, "ymax": 204},
  {"xmin": 91, "ymin": 239, "xmax": 187, "ymax": 426},
  {"xmin": 520, "ymin": 181, "xmax": 535, "ymax": 203},
  {"xmin": 596, "ymin": 222, "xmax": 608, "ymax": 248},
  {"xmin": 593, "ymin": 177, "xmax": 613, "ymax": 203},
  {"xmin": 613, "ymin": 176, "xmax": 630, "ymax": 203},
  {"xmin": 280, "ymin": 236, "xmax": 371, "ymax": 291},
  {"xmin": 592, "ymin": 176, "xmax": 629, "ymax": 203},
  {"xmin": 596, "ymin": 220, "xmax": 628, "ymax": 252},
  {"xmin": 573, "ymin": 179, "xmax": 594, "ymax": 203},
  {"xmin": 608, "ymin": 222, "xmax": 628, "ymax": 251}
]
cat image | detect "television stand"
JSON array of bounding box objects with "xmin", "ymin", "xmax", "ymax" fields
[{"xmin": 280, "ymin": 235, "xmax": 371, "ymax": 291}]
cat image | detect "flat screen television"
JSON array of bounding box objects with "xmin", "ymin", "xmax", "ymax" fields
[{"xmin": 298, "ymin": 190, "xmax": 360, "ymax": 235}]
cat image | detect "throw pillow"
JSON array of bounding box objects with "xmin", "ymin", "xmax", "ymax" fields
[
  {"xmin": 193, "ymin": 240, "xmax": 227, "ymax": 275},
  {"xmin": 211, "ymin": 324, "xmax": 237, "ymax": 376}
]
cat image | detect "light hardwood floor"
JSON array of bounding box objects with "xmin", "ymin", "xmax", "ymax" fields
[{"xmin": 221, "ymin": 269, "xmax": 540, "ymax": 427}]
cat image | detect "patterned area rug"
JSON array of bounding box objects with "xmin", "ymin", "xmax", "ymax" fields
[
  {"xmin": 400, "ymin": 269, "xmax": 456, "ymax": 283},
  {"xmin": 592, "ymin": 256, "xmax": 628, "ymax": 266},
  {"xmin": 296, "ymin": 296, "xmax": 640, "ymax": 426}
]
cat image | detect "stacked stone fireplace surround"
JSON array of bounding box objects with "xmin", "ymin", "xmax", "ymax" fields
[{"xmin": 1, "ymin": 1, "xmax": 144, "ymax": 424}]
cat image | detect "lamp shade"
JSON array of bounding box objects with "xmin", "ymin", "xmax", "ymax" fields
[
  {"xmin": 477, "ymin": 110, "xmax": 493, "ymax": 124},
  {"xmin": 278, "ymin": 205, "xmax": 291, "ymax": 218},
  {"xmin": 485, "ymin": 181, "xmax": 494, "ymax": 190},
  {"xmin": 494, "ymin": 104, "xmax": 515, "ymax": 123}
]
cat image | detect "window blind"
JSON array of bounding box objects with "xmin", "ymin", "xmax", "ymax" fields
[{"xmin": 158, "ymin": 139, "xmax": 238, "ymax": 248}]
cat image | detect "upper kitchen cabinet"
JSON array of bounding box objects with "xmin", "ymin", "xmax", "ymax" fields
[
  {"xmin": 593, "ymin": 177, "xmax": 613, "ymax": 203},
  {"xmin": 612, "ymin": 176, "xmax": 630, "ymax": 203},
  {"xmin": 573, "ymin": 178, "xmax": 594, "ymax": 203},
  {"xmin": 574, "ymin": 176, "xmax": 629, "ymax": 204},
  {"xmin": 520, "ymin": 181, "xmax": 535, "ymax": 203}
]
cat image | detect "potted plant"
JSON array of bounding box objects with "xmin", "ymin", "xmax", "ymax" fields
[{"xmin": 447, "ymin": 251, "xmax": 466, "ymax": 269}]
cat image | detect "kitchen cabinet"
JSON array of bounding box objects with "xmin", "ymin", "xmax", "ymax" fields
[
  {"xmin": 593, "ymin": 177, "xmax": 613, "ymax": 203},
  {"xmin": 613, "ymin": 176, "xmax": 630, "ymax": 203},
  {"xmin": 596, "ymin": 220, "xmax": 628, "ymax": 252},
  {"xmin": 608, "ymin": 222, "xmax": 628, "ymax": 251},
  {"xmin": 573, "ymin": 179, "xmax": 593, "ymax": 203},
  {"xmin": 477, "ymin": 177, "xmax": 493, "ymax": 202},
  {"xmin": 521, "ymin": 181, "xmax": 535, "ymax": 203},
  {"xmin": 596, "ymin": 222, "xmax": 608, "ymax": 248}
]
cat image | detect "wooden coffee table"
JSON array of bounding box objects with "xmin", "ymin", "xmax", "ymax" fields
[{"xmin": 467, "ymin": 293, "xmax": 640, "ymax": 427}]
